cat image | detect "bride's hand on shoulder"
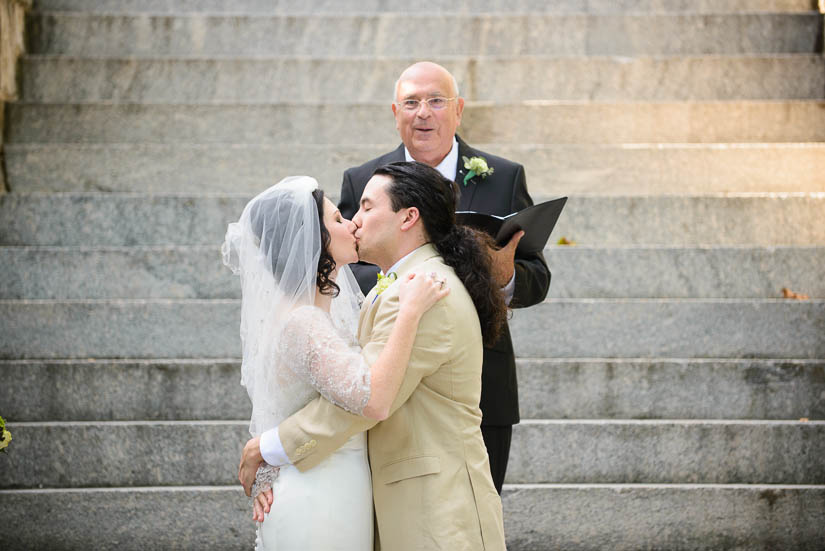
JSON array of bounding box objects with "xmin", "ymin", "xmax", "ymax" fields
[{"xmin": 399, "ymin": 272, "xmax": 450, "ymax": 318}]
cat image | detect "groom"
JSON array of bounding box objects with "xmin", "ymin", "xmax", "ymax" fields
[{"xmin": 239, "ymin": 162, "xmax": 506, "ymax": 550}]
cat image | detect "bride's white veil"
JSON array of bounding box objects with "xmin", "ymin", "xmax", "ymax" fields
[{"xmin": 222, "ymin": 176, "xmax": 363, "ymax": 436}]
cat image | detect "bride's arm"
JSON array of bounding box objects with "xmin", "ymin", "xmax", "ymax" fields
[{"xmin": 282, "ymin": 272, "xmax": 448, "ymax": 419}]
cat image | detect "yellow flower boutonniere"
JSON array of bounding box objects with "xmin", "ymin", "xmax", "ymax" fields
[
  {"xmin": 0, "ymin": 415, "xmax": 11, "ymax": 454},
  {"xmin": 372, "ymin": 272, "xmax": 397, "ymax": 303},
  {"xmin": 462, "ymin": 155, "xmax": 494, "ymax": 186}
]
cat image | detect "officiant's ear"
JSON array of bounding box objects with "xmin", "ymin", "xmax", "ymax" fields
[{"xmin": 399, "ymin": 206, "xmax": 421, "ymax": 232}]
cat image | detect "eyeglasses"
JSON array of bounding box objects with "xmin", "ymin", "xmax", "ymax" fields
[{"xmin": 396, "ymin": 97, "xmax": 457, "ymax": 112}]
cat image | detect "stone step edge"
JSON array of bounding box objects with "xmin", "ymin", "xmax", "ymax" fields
[
  {"xmin": 8, "ymin": 142, "xmax": 825, "ymax": 149},
  {"xmin": 4, "ymin": 190, "xmax": 824, "ymax": 199},
  {"xmin": 3, "ymin": 357, "xmax": 823, "ymax": 364},
  {"xmin": 22, "ymin": 52, "xmax": 825, "ymax": 61},
  {"xmin": 3, "ymin": 483, "xmax": 824, "ymax": 495},
  {"xmin": 31, "ymin": 10, "xmax": 824, "ymax": 17},
  {"xmin": 9, "ymin": 419, "xmax": 822, "ymax": 427},
  {"xmin": 4, "ymin": 244, "xmax": 823, "ymax": 252},
  {"xmin": 10, "ymin": 99, "xmax": 825, "ymax": 106},
  {"xmin": 3, "ymin": 298, "xmax": 822, "ymax": 304}
]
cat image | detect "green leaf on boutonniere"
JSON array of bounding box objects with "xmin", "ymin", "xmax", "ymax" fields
[{"xmin": 462, "ymin": 156, "xmax": 494, "ymax": 186}]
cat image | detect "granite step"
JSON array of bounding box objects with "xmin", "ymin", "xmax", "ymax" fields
[
  {"xmin": 517, "ymin": 358, "xmax": 825, "ymax": 420},
  {"xmin": 3, "ymin": 484, "xmax": 823, "ymax": 550},
  {"xmin": 2, "ymin": 420, "xmax": 822, "ymax": 488},
  {"xmin": 507, "ymin": 419, "xmax": 825, "ymax": 484},
  {"xmin": 3, "ymin": 193, "xmax": 822, "ymax": 247},
  {"xmin": 20, "ymin": 55, "xmax": 825, "ymax": 103},
  {"xmin": 502, "ymin": 484, "xmax": 825, "ymax": 550},
  {"xmin": 0, "ymin": 359, "xmax": 249, "ymax": 421},
  {"xmin": 0, "ymin": 299, "xmax": 822, "ymax": 359},
  {"xmin": 2, "ymin": 245, "xmax": 823, "ymax": 300},
  {"xmin": 29, "ymin": 0, "xmax": 822, "ymax": 15},
  {"xmin": 6, "ymin": 143, "xmax": 825, "ymax": 195},
  {"xmin": 25, "ymin": 13, "xmax": 823, "ymax": 57},
  {"xmin": 4, "ymin": 358, "xmax": 822, "ymax": 422},
  {"xmin": 8, "ymin": 101, "xmax": 825, "ymax": 144}
]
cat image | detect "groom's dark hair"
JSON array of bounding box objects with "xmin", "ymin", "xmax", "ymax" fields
[{"xmin": 373, "ymin": 161, "xmax": 506, "ymax": 345}]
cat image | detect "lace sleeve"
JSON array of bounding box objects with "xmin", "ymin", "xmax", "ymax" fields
[{"xmin": 279, "ymin": 306, "xmax": 371, "ymax": 414}]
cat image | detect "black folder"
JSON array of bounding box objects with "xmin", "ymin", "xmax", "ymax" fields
[{"xmin": 456, "ymin": 197, "xmax": 567, "ymax": 254}]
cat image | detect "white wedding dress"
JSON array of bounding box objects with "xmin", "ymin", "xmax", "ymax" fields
[{"xmin": 254, "ymin": 305, "xmax": 374, "ymax": 551}]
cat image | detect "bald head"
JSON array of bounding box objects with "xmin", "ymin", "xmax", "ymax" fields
[
  {"xmin": 394, "ymin": 62, "xmax": 459, "ymax": 101},
  {"xmin": 391, "ymin": 61, "xmax": 465, "ymax": 168}
]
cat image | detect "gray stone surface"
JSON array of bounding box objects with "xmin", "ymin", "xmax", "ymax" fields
[
  {"xmin": 0, "ymin": 487, "xmax": 255, "ymax": 550},
  {"xmin": 3, "ymin": 194, "xmax": 823, "ymax": 247},
  {"xmin": 25, "ymin": 13, "xmax": 824, "ymax": 56},
  {"xmin": 4, "ymin": 358, "xmax": 823, "ymax": 423},
  {"xmin": 4, "ymin": 143, "xmax": 388, "ymax": 194},
  {"xmin": 508, "ymin": 300, "xmax": 825, "ymax": 359},
  {"xmin": 551, "ymin": 195, "xmax": 825, "ymax": 246},
  {"xmin": 1, "ymin": 359, "xmax": 250, "ymax": 421},
  {"xmin": 7, "ymin": 143, "xmax": 825, "ymax": 195},
  {"xmin": 0, "ymin": 246, "xmax": 237, "ymax": 299},
  {"xmin": 0, "ymin": 299, "xmax": 822, "ymax": 359},
  {"xmin": 545, "ymin": 246, "xmax": 825, "ymax": 298},
  {"xmin": 2, "ymin": 420, "xmax": 823, "ymax": 488},
  {"xmin": 2, "ymin": 245, "xmax": 823, "ymax": 300},
  {"xmin": 502, "ymin": 484, "xmax": 825, "ymax": 550},
  {"xmin": 8, "ymin": 101, "xmax": 825, "ymax": 144},
  {"xmin": 30, "ymin": 0, "xmax": 822, "ymax": 14},
  {"xmin": 506, "ymin": 420, "xmax": 825, "ymax": 484},
  {"xmin": 2, "ymin": 421, "xmax": 249, "ymax": 487},
  {"xmin": 0, "ymin": 192, "xmax": 250, "ymax": 246},
  {"xmin": 1, "ymin": 485, "xmax": 823, "ymax": 550},
  {"xmin": 0, "ymin": 299, "xmax": 240, "ymax": 359},
  {"xmin": 20, "ymin": 55, "xmax": 825, "ymax": 103},
  {"xmin": 517, "ymin": 359, "xmax": 825, "ymax": 420}
]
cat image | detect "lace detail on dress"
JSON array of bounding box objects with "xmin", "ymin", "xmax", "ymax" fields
[
  {"xmin": 252, "ymin": 464, "xmax": 280, "ymax": 499},
  {"xmin": 278, "ymin": 306, "xmax": 371, "ymax": 415}
]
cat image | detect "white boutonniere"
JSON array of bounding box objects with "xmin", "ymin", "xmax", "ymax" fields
[
  {"xmin": 462, "ymin": 155, "xmax": 494, "ymax": 186},
  {"xmin": 372, "ymin": 272, "xmax": 398, "ymax": 303}
]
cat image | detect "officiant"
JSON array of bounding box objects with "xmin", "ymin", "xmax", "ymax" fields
[{"xmin": 338, "ymin": 61, "xmax": 551, "ymax": 493}]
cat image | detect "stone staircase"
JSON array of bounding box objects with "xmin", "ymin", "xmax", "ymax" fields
[{"xmin": 2, "ymin": 0, "xmax": 824, "ymax": 549}]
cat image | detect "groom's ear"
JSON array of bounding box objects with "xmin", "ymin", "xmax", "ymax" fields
[{"xmin": 399, "ymin": 207, "xmax": 420, "ymax": 232}]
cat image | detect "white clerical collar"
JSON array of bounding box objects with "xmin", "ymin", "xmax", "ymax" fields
[
  {"xmin": 404, "ymin": 136, "xmax": 459, "ymax": 182},
  {"xmin": 382, "ymin": 244, "xmax": 427, "ymax": 277}
]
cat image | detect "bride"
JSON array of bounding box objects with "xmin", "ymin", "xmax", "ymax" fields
[{"xmin": 222, "ymin": 176, "xmax": 449, "ymax": 550}]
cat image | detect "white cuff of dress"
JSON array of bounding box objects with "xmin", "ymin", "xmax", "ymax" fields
[
  {"xmin": 260, "ymin": 427, "xmax": 292, "ymax": 467},
  {"xmin": 502, "ymin": 270, "xmax": 516, "ymax": 306}
]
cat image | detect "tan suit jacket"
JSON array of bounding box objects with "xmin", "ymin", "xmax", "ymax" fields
[{"xmin": 278, "ymin": 244, "xmax": 506, "ymax": 550}]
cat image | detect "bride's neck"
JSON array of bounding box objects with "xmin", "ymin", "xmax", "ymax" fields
[{"xmin": 314, "ymin": 268, "xmax": 338, "ymax": 312}]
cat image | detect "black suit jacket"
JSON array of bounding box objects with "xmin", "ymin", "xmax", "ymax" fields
[{"xmin": 338, "ymin": 135, "xmax": 551, "ymax": 425}]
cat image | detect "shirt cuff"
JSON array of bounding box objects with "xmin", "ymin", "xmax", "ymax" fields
[
  {"xmin": 501, "ymin": 269, "xmax": 516, "ymax": 306},
  {"xmin": 259, "ymin": 427, "xmax": 292, "ymax": 467}
]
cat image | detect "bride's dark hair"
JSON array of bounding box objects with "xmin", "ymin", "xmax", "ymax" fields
[
  {"xmin": 373, "ymin": 161, "xmax": 506, "ymax": 345},
  {"xmin": 311, "ymin": 189, "xmax": 340, "ymax": 297},
  {"xmin": 248, "ymin": 187, "xmax": 339, "ymax": 298}
]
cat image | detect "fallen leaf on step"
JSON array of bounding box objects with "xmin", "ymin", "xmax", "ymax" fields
[
  {"xmin": 781, "ymin": 287, "xmax": 809, "ymax": 300},
  {"xmin": 800, "ymin": 418, "xmax": 809, "ymax": 422},
  {"xmin": 557, "ymin": 237, "xmax": 576, "ymax": 246}
]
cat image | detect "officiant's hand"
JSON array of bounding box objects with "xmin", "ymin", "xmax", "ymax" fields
[
  {"xmin": 239, "ymin": 436, "xmax": 263, "ymax": 496},
  {"xmin": 488, "ymin": 230, "xmax": 524, "ymax": 287}
]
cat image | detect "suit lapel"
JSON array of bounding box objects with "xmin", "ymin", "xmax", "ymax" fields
[{"xmin": 455, "ymin": 135, "xmax": 480, "ymax": 211}]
